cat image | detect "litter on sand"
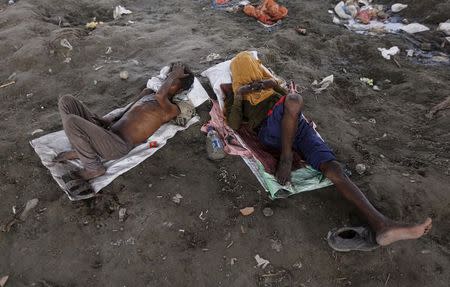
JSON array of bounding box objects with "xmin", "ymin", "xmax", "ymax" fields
[
  {"xmin": 400, "ymin": 23, "xmax": 430, "ymax": 34},
  {"xmin": 60, "ymin": 38, "xmax": 73, "ymax": 50},
  {"xmin": 331, "ymin": 1, "xmax": 429, "ymax": 35},
  {"xmin": 437, "ymin": 21, "xmax": 450, "ymax": 36},
  {"xmin": 243, "ymin": 0, "xmax": 288, "ymax": 26},
  {"xmin": 113, "ymin": 5, "xmax": 132, "ymax": 20},
  {"xmin": 378, "ymin": 46, "xmax": 399, "ymax": 60},
  {"xmin": 240, "ymin": 206, "xmax": 255, "ymax": 216},
  {"xmin": 254, "ymin": 254, "xmax": 270, "ymax": 269},
  {"xmin": 391, "ymin": 3, "xmax": 408, "ymax": 13},
  {"xmin": 31, "ymin": 129, "xmax": 44, "ymax": 136},
  {"xmin": 312, "ymin": 74, "xmax": 334, "ymax": 93},
  {"xmin": 1, "ymin": 198, "xmax": 39, "ymax": 232},
  {"xmin": 0, "ymin": 276, "xmax": 9, "ymax": 287},
  {"xmin": 172, "ymin": 193, "xmax": 183, "ymax": 204}
]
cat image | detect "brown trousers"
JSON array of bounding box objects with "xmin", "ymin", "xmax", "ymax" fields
[{"xmin": 58, "ymin": 95, "xmax": 133, "ymax": 170}]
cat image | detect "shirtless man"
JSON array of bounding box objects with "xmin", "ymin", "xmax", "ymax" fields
[
  {"xmin": 224, "ymin": 52, "xmax": 432, "ymax": 247},
  {"xmin": 54, "ymin": 63, "xmax": 193, "ymax": 181}
]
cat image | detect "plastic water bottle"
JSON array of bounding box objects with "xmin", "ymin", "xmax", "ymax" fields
[{"xmin": 206, "ymin": 126, "xmax": 226, "ymax": 160}]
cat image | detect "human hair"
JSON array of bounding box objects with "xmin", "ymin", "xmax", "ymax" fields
[{"xmin": 169, "ymin": 63, "xmax": 194, "ymax": 90}]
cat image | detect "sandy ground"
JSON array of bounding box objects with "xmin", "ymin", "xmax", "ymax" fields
[{"xmin": 0, "ymin": 0, "xmax": 449, "ymax": 286}]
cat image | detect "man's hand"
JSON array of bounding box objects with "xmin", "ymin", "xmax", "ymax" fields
[{"xmin": 168, "ymin": 62, "xmax": 189, "ymax": 79}]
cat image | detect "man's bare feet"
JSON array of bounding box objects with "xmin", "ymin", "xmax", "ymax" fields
[
  {"xmin": 77, "ymin": 166, "xmax": 106, "ymax": 180},
  {"xmin": 276, "ymin": 155, "xmax": 293, "ymax": 185},
  {"xmin": 376, "ymin": 218, "xmax": 432, "ymax": 246},
  {"xmin": 54, "ymin": 150, "xmax": 79, "ymax": 162}
]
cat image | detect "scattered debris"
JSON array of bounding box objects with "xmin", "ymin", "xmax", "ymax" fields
[
  {"xmin": 199, "ymin": 210, "xmax": 207, "ymax": 221},
  {"xmin": 270, "ymin": 239, "xmax": 282, "ymax": 252},
  {"xmin": 105, "ymin": 47, "xmax": 113, "ymax": 55},
  {"xmin": 355, "ymin": 163, "xmax": 367, "ymax": 175},
  {"xmin": 8, "ymin": 0, "xmax": 14, "ymax": 5},
  {"xmin": 0, "ymin": 275, "xmax": 9, "ymax": 287},
  {"xmin": 312, "ymin": 74, "xmax": 334, "ymax": 94},
  {"xmin": 391, "ymin": 3, "xmax": 408, "ymax": 13},
  {"xmin": 113, "ymin": 5, "xmax": 132, "ymax": 20},
  {"xmin": 148, "ymin": 141, "xmax": 158, "ymax": 148},
  {"xmin": 372, "ymin": 85, "xmax": 381, "ymax": 91},
  {"xmin": 172, "ymin": 193, "xmax": 183, "ymax": 204},
  {"xmin": 334, "ymin": 1, "xmax": 356, "ymax": 20},
  {"xmin": 262, "ymin": 207, "xmax": 274, "ymax": 217},
  {"xmin": 7, "ymin": 72, "xmax": 16, "ymax": 80},
  {"xmin": 230, "ymin": 258, "xmax": 237, "ymax": 266},
  {"xmin": 162, "ymin": 221, "xmax": 173, "ymax": 228},
  {"xmin": 94, "ymin": 65, "xmax": 104, "ymax": 71},
  {"xmin": 368, "ymin": 118, "xmax": 377, "ymax": 124},
  {"xmin": 60, "ymin": 38, "xmax": 73, "ymax": 50},
  {"xmin": 406, "ymin": 49, "xmax": 414, "ymax": 57},
  {"xmin": 240, "ymin": 207, "xmax": 255, "ymax": 216},
  {"xmin": 119, "ymin": 71, "xmax": 129, "ymax": 80},
  {"xmin": 118, "ymin": 208, "xmax": 127, "ymax": 222},
  {"xmin": 254, "ymin": 254, "xmax": 270, "ymax": 269},
  {"xmin": 421, "ymin": 249, "xmax": 431, "ymax": 254},
  {"xmin": 85, "ymin": 21, "xmax": 98, "ymax": 30},
  {"xmin": 1, "ymin": 198, "xmax": 39, "ymax": 232},
  {"xmin": 292, "ymin": 260, "xmax": 303, "ymax": 269},
  {"xmin": 437, "ymin": 21, "xmax": 450, "ymax": 36},
  {"xmin": 401, "ymin": 23, "xmax": 429, "ymax": 34},
  {"xmin": 378, "ymin": 46, "xmax": 399, "ymax": 60},
  {"xmin": 360, "ymin": 77, "xmax": 374, "ymax": 86},
  {"xmin": 206, "ymin": 53, "xmax": 221, "ymax": 62},
  {"xmin": 226, "ymin": 241, "xmax": 234, "ymax": 249},
  {"xmin": 426, "ymin": 96, "xmax": 450, "ymax": 119},
  {"xmin": 295, "ymin": 27, "xmax": 307, "ymax": 35},
  {"xmin": 63, "ymin": 57, "xmax": 71, "ymax": 64},
  {"xmin": 0, "ymin": 81, "xmax": 15, "ymax": 89},
  {"xmin": 31, "ymin": 129, "xmax": 44, "ymax": 136}
]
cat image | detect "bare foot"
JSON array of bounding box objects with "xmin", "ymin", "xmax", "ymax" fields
[
  {"xmin": 376, "ymin": 218, "xmax": 432, "ymax": 246},
  {"xmin": 77, "ymin": 166, "xmax": 106, "ymax": 180},
  {"xmin": 54, "ymin": 150, "xmax": 79, "ymax": 162},
  {"xmin": 276, "ymin": 155, "xmax": 293, "ymax": 185}
]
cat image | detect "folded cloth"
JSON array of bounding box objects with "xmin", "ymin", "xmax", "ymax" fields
[
  {"xmin": 230, "ymin": 51, "xmax": 275, "ymax": 105},
  {"xmin": 243, "ymin": 0, "xmax": 288, "ymax": 25},
  {"xmin": 202, "ymin": 52, "xmax": 333, "ymax": 199},
  {"xmin": 30, "ymin": 75, "xmax": 209, "ymax": 201}
]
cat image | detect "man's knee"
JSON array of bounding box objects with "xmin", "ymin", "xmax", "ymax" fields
[
  {"xmin": 320, "ymin": 160, "xmax": 346, "ymax": 182},
  {"xmin": 58, "ymin": 94, "xmax": 76, "ymax": 112},
  {"xmin": 284, "ymin": 94, "xmax": 304, "ymax": 117},
  {"xmin": 64, "ymin": 114, "xmax": 83, "ymax": 131}
]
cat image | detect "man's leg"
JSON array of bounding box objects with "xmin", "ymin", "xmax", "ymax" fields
[
  {"xmin": 56, "ymin": 94, "xmax": 104, "ymax": 162},
  {"xmin": 320, "ymin": 161, "xmax": 432, "ymax": 246},
  {"xmin": 275, "ymin": 93, "xmax": 304, "ymax": 184},
  {"xmin": 62, "ymin": 114, "xmax": 130, "ymax": 180},
  {"xmin": 277, "ymin": 94, "xmax": 432, "ymax": 246}
]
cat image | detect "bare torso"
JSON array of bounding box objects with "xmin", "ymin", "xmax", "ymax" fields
[{"xmin": 110, "ymin": 93, "xmax": 179, "ymax": 145}]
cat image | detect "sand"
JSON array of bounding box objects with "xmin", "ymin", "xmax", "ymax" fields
[{"xmin": 0, "ymin": 0, "xmax": 449, "ymax": 286}]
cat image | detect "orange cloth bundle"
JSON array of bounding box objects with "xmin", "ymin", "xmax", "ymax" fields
[{"xmin": 243, "ymin": 0, "xmax": 288, "ymax": 25}]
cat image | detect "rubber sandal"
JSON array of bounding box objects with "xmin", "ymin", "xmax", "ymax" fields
[
  {"xmin": 61, "ymin": 172, "xmax": 94, "ymax": 198},
  {"xmin": 327, "ymin": 226, "xmax": 380, "ymax": 252}
]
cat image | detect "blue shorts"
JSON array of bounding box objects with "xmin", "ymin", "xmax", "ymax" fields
[{"xmin": 258, "ymin": 102, "xmax": 336, "ymax": 171}]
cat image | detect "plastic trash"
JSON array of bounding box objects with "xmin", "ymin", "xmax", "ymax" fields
[
  {"xmin": 206, "ymin": 126, "xmax": 225, "ymax": 160},
  {"xmin": 378, "ymin": 46, "xmax": 399, "ymax": 60},
  {"xmin": 60, "ymin": 38, "xmax": 73, "ymax": 50},
  {"xmin": 119, "ymin": 71, "xmax": 129, "ymax": 80},
  {"xmin": 312, "ymin": 74, "xmax": 334, "ymax": 94},
  {"xmin": 113, "ymin": 5, "xmax": 132, "ymax": 20},
  {"xmin": 437, "ymin": 21, "xmax": 450, "ymax": 36},
  {"xmin": 254, "ymin": 254, "xmax": 270, "ymax": 269},
  {"xmin": 334, "ymin": 1, "xmax": 357, "ymax": 20},
  {"xmin": 391, "ymin": 3, "xmax": 408, "ymax": 13},
  {"xmin": 401, "ymin": 23, "xmax": 429, "ymax": 34}
]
